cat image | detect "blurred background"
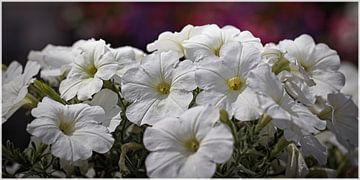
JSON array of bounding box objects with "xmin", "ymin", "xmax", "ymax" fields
[{"xmin": 2, "ymin": 2, "xmax": 358, "ymax": 149}]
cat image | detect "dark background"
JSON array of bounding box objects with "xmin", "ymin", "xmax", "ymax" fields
[{"xmin": 2, "ymin": 2, "xmax": 358, "ymax": 149}]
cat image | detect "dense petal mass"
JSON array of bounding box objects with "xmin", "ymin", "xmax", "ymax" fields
[
  {"xmin": 195, "ymin": 42, "xmax": 262, "ymax": 120},
  {"xmin": 143, "ymin": 105, "xmax": 233, "ymax": 178},
  {"xmin": 27, "ymin": 97, "xmax": 114, "ymax": 162},
  {"xmin": 27, "ymin": 43, "xmax": 77, "ymax": 86},
  {"xmin": 278, "ymin": 34, "xmax": 344, "ymax": 99},
  {"xmin": 183, "ymin": 24, "xmax": 261, "ymax": 61}
]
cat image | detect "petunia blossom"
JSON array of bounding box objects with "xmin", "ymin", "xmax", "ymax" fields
[
  {"xmin": 183, "ymin": 24, "xmax": 262, "ymax": 61},
  {"xmin": 59, "ymin": 39, "xmax": 119, "ymax": 101},
  {"xmin": 2, "ymin": 61, "xmax": 40, "ymax": 123},
  {"xmin": 195, "ymin": 42, "xmax": 262, "ymax": 121},
  {"xmin": 121, "ymin": 50, "xmax": 196, "ymax": 125},
  {"xmin": 143, "ymin": 105, "xmax": 233, "ymax": 178},
  {"xmin": 27, "ymin": 97, "xmax": 114, "ymax": 162}
]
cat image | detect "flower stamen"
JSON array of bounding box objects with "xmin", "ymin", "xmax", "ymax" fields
[
  {"xmin": 227, "ymin": 77, "xmax": 244, "ymax": 91},
  {"xmin": 185, "ymin": 139, "xmax": 200, "ymax": 153},
  {"xmin": 156, "ymin": 82, "xmax": 171, "ymax": 95}
]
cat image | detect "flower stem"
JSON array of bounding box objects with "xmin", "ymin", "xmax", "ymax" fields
[
  {"xmin": 255, "ymin": 114, "xmax": 272, "ymax": 134},
  {"xmin": 270, "ymin": 136, "xmax": 290, "ymax": 160},
  {"xmin": 220, "ymin": 109, "xmax": 240, "ymax": 147}
]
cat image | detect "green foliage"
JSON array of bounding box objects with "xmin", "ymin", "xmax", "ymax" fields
[{"xmin": 2, "ymin": 140, "xmax": 61, "ymax": 178}]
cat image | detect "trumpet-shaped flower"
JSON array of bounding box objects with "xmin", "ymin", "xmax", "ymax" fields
[
  {"xmin": 27, "ymin": 40, "xmax": 86, "ymax": 86},
  {"xmin": 27, "ymin": 97, "xmax": 114, "ymax": 162},
  {"xmin": 278, "ymin": 34, "xmax": 345, "ymax": 99},
  {"xmin": 111, "ymin": 46, "xmax": 146, "ymax": 83},
  {"xmin": 122, "ymin": 51, "xmax": 196, "ymax": 125},
  {"xmin": 327, "ymin": 93, "xmax": 358, "ymax": 147},
  {"xmin": 143, "ymin": 105, "xmax": 233, "ymax": 178},
  {"xmin": 261, "ymin": 43, "xmax": 316, "ymax": 105},
  {"xmin": 195, "ymin": 42, "xmax": 262, "ymax": 121},
  {"xmin": 147, "ymin": 25, "xmax": 196, "ymax": 57},
  {"xmin": 183, "ymin": 24, "xmax": 262, "ymax": 61},
  {"xmin": 247, "ymin": 64, "xmax": 326, "ymax": 142},
  {"xmin": 339, "ymin": 62, "xmax": 358, "ymax": 105},
  {"xmin": 87, "ymin": 89, "xmax": 121, "ymax": 132},
  {"xmin": 59, "ymin": 39, "xmax": 119, "ymax": 101},
  {"xmin": 2, "ymin": 61, "xmax": 40, "ymax": 123}
]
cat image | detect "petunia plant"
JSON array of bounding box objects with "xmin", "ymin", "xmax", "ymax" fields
[{"xmin": 2, "ymin": 24, "xmax": 358, "ymax": 178}]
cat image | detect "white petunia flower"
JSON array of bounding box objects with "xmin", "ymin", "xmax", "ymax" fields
[
  {"xmin": 111, "ymin": 46, "xmax": 146, "ymax": 83},
  {"xmin": 327, "ymin": 93, "xmax": 358, "ymax": 147},
  {"xmin": 27, "ymin": 40, "xmax": 86, "ymax": 86},
  {"xmin": 27, "ymin": 97, "xmax": 114, "ymax": 162},
  {"xmin": 59, "ymin": 39, "xmax": 119, "ymax": 101},
  {"xmin": 2, "ymin": 61, "xmax": 40, "ymax": 123},
  {"xmin": 143, "ymin": 105, "xmax": 233, "ymax": 178},
  {"xmin": 247, "ymin": 64, "xmax": 326, "ymax": 142},
  {"xmin": 87, "ymin": 89, "xmax": 121, "ymax": 132},
  {"xmin": 278, "ymin": 34, "xmax": 345, "ymax": 99},
  {"xmin": 147, "ymin": 25, "xmax": 198, "ymax": 57},
  {"xmin": 261, "ymin": 43, "xmax": 316, "ymax": 105},
  {"xmin": 339, "ymin": 62, "xmax": 358, "ymax": 105},
  {"xmin": 183, "ymin": 24, "xmax": 262, "ymax": 61},
  {"xmin": 122, "ymin": 51, "xmax": 196, "ymax": 125},
  {"xmin": 195, "ymin": 42, "xmax": 262, "ymax": 121}
]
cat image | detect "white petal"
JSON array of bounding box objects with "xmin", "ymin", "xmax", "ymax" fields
[
  {"xmin": 3, "ymin": 61, "xmax": 22, "ymax": 83},
  {"xmin": 157, "ymin": 90, "xmax": 193, "ymax": 116},
  {"xmin": 195, "ymin": 60, "xmax": 233, "ymax": 93},
  {"xmin": 94, "ymin": 51, "xmax": 119, "ymax": 80},
  {"xmin": 232, "ymin": 88, "xmax": 262, "ymax": 121},
  {"xmin": 180, "ymin": 105, "xmax": 220, "ymax": 141},
  {"xmin": 51, "ymin": 135, "xmax": 93, "ymax": 161},
  {"xmin": 198, "ymin": 123, "xmax": 233, "ymax": 163},
  {"xmin": 196, "ymin": 90, "xmax": 238, "ymax": 116},
  {"xmin": 328, "ymin": 93, "xmax": 358, "ymax": 146},
  {"xmin": 26, "ymin": 118, "xmax": 61, "ymax": 145},
  {"xmin": 145, "ymin": 151, "xmax": 186, "ymax": 178},
  {"xmin": 59, "ymin": 78, "xmax": 84, "ymax": 101},
  {"xmin": 247, "ymin": 63, "xmax": 285, "ymax": 103},
  {"xmin": 300, "ymin": 135, "xmax": 327, "ymax": 165},
  {"xmin": 178, "ymin": 153, "xmax": 216, "ymax": 178},
  {"xmin": 221, "ymin": 41, "xmax": 261, "ymax": 78},
  {"xmin": 285, "ymin": 144, "xmax": 309, "ymax": 177},
  {"xmin": 121, "ymin": 67, "xmax": 158, "ymax": 102},
  {"xmin": 310, "ymin": 70, "xmax": 345, "ymax": 98},
  {"xmin": 171, "ymin": 60, "xmax": 196, "ymax": 91},
  {"xmin": 125, "ymin": 98, "xmax": 161, "ymax": 125},
  {"xmin": 143, "ymin": 117, "xmax": 187, "ymax": 152},
  {"xmin": 22, "ymin": 61, "xmax": 41, "ymax": 84},
  {"xmin": 76, "ymin": 78, "xmax": 103, "ymax": 101},
  {"xmin": 72, "ymin": 122, "xmax": 114, "ymax": 153}
]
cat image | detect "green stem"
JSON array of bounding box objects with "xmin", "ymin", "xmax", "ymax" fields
[
  {"xmin": 270, "ymin": 136, "xmax": 290, "ymax": 159},
  {"xmin": 220, "ymin": 109, "xmax": 240, "ymax": 147},
  {"xmin": 255, "ymin": 114, "xmax": 272, "ymax": 134},
  {"xmin": 22, "ymin": 93, "xmax": 39, "ymax": 109}
]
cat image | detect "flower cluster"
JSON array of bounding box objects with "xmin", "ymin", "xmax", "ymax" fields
[{"xmin": 2, "ymin": 24, "xmax": 358, "ymax": 178}]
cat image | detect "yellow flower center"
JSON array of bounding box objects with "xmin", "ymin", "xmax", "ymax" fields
[
  {"xmin": 227, "ymin": 77, "xmax": 244, "ymax": 91},
  {"xmin": 156, "ymin": 82, "xmax": 170, "ymax": 95},
  {"xmin": 214, "ymin": 47, "xmax": 221, "ymax": 57},
  {"xmin": 185, "ymin": 139, "xmax": 200, "ymax": 153},
  {"xmin": 86, "ymin": 64, "xmax": 97, "ymax": 77},
  {"xmin": 299, "ymin": 61, "xmax": 311, "ymax": 72},
  {"xmin": 59, "ymin": 120, "xmax": 75, "ymax": 136}
]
